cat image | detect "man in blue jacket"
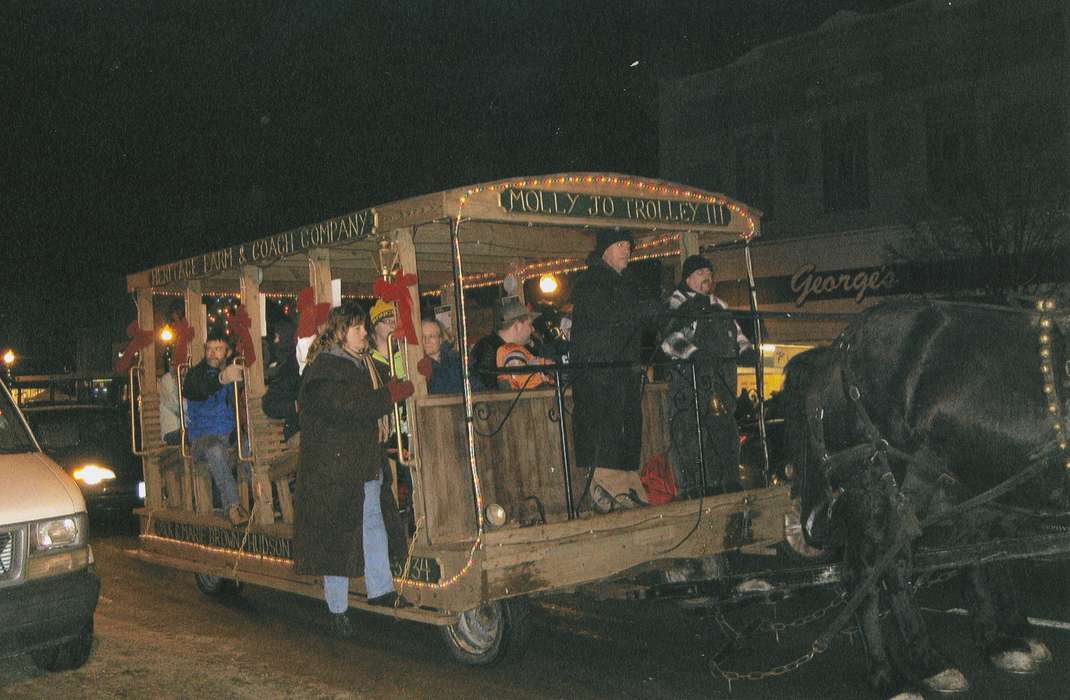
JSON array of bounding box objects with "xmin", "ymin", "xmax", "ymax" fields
[{"xmin": 182, "ymin": 333, "xmax": 248, "ymax": 526}]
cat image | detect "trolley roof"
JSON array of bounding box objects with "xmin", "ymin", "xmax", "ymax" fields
[{"xmin": 127, "ymin": 173, "xmax": 761, "ymax": 296}]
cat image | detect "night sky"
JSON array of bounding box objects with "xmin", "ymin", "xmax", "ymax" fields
[{"xmin": 1, "ymin": 0, "xmax": 905, "ymax": 372}]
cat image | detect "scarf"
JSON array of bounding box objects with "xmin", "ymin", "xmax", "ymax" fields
[{"xmin": 328, "ymin": 346, "xmax": 391, "ymax": 444}]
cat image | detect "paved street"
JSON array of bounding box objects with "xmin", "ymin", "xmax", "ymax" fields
[{"xmin": 3, "ymin": 527, "xmax": 1070, "ymax": 699}]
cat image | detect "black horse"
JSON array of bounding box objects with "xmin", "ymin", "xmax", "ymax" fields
[{"xmin": 782, "ymin": 300, "xmax": 1067, "ymax": 698}]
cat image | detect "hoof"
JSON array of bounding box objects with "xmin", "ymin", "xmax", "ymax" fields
[
  {"xmin": 923, "ymin": 668, "xmax": 970, "ymax": 694},
  {"xmin": 990, "ymin": 648, "xmax": 1038, "ymax": 675},
  {"xmin": 1025, "ymin": 637, "xmax": 1052, "ymax": 664}
]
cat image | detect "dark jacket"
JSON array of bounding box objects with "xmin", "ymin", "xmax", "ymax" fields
[
  {"xmin": 568, "ymin": 257, "xmax": 658, "ymax": 471},
  {"xmin": 292, "ymin": 351, "xmax": 407, "ymax": 577},
  {"xmin": 182, "ymin": 359, "xmax": 236, "ymax": 441},
  {"xmin": 428, "ymin": 343, "xmax": 464, "ymax": 395},
  {"xmin": 468, "ymin": 332, "xmax": 505, "ymax": 390}
]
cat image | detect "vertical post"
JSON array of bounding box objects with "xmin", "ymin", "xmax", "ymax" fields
[
  {"xmin": 394, "ymin": 227, "xmax": 430, "ymax": 546},
  {"xmin": 744, "ymin": 241, "xmax": 770, "ymax": 485},
  {"xmin": 689, "ymin": 359, "xmax": 708, "ymax": 496},
  {"xmin": 135, "ymin": 288, "xmax": 163, "ymax": 510},
  {"xmin": 181, "ymin": 281, "xmax": 203, "ymax": 511},
  {"xmin": 184, "ymin": 281, "xmax": 205, "ymax": 366},
  {"xmin": 449, "ymin": 218, "xmax": 485, "ymax": 536},
  {"xmin": 553, "ymin": 371, "xmax": 575, "ymax": 519},
  {"xmin": 239, "ymin": 266, "xmax": 273, "ymax": 525}
]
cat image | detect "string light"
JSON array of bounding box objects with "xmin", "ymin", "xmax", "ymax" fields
[{"xmin": 1035, "ymin": 299, "xmax": 1068, "ymax": 472}]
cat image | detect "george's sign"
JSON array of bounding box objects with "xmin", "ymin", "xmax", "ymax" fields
[{"xmin": 790, "ymin": 263, "xmax": 898, "ymax": 306}]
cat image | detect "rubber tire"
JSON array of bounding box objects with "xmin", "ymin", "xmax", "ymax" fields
[
  {"xmin": 440, "ymin": 598, "xmax": 530, "ymax": 666},
  {"xmin": 31, "ymin": 617, "xmax": 93, "ymax": 672},
  {"xmin": 194, "ymin": 572, "xmax": 243, "ymax": 597}
]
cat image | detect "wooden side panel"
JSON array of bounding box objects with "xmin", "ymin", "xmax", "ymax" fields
[{"xmin": 414, "ymin": 383, "xmax": 671, "ymax": 546}]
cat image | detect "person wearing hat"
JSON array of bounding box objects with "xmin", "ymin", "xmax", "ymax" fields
[
  {"xmin": 569, "ymin": 228, "xmax": 661, "ymax": 513},
  {"xmin": 468, "ymin": 296, "xmax": 536, "ymax": 390},
  {"xmin": 661, "ymin": 254, "xmax": 755, "ymax": 496},
  {"xmin": 369, "ymin": 299, "xmax": 406, "ymax": 380},
  {"xmin": 262, "ymin": 315, "xmax": 301, "ymax": 441}
]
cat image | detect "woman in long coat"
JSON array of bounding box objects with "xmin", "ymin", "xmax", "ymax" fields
[{"xmin": 292, "ymin": 303, "xmax": 414, "ymax": 636}]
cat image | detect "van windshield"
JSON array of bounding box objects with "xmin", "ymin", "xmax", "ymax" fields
[{"xmin": 0, "ymin": 388, "xmax": 36, "ymax": 453}]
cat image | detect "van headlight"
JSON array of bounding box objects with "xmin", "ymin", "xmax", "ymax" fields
[
  {"xmin": 72, "ymin": 464, "xmax": 116, "ymax": 486},
  {"xmin": 30, "ymin": 513, "xmax": 87, "ymax": 553}
]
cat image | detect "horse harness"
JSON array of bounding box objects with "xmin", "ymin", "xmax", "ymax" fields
[{"xmin": 802, "ymin": 318, "xmax": 1066, "ymax": 655}]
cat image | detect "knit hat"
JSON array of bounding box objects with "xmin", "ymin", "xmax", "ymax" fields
[
  {"xmin": 370, "ymin": 299, "xmax": 396, "ymax": 325},
  {"xmin": 593, "ymin": 228, "xmax": 634, "ymax": 257},
  {"xmin": 681, "ymin": 254, "xmax": 713, "ymax": 280}
]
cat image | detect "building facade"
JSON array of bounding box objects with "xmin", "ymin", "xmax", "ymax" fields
[{"xmin": 659, "ymin": 0, "xmax": 1069, "ymax": 343}]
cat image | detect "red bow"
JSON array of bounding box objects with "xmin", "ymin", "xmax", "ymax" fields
[
  {"xmin": 172, "ymin": 320, "xmax": 196, "ymax": 368},
  {"xmin": 230, "ymin": 305, "xmax": 257, "ymax": 366},
  {"xmin": 373, "ymin": 270, "xmax": 418, "ymax": 343},
  {"xmin": 296, "ymin": 287, "xmax": 331, "ymax": 339},
  {"xmin": 114, "ymin": 321, "xmax": 155, "ymax": 374}
]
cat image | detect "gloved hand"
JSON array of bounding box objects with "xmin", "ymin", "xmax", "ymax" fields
[
  {"xmin": 219, "ymin": 364, "xmax": 244, "ymax": 384},
  {"xmin": 416, "ymin": 355, "xmax": 433, "ymax": 379},
  {"xmin": 387, "ymin": 379, "xmax": 415, "ymax": 403}
]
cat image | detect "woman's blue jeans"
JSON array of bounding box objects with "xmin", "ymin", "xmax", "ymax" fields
[{"xmin": 323, "ymin": 474, "xmax": 395, "ymax": 613}]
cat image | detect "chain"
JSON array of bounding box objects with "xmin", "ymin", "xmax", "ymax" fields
[
  {"xmin": 710, "ymin": 647, "xmax": 821, "ymax": 685},
  {"xmin": 707, "ymin": 593, "xmax": 845, "ymax": 686},
  {"xmin": 760, "ymin": 591, "xmax": 847, "ymax": 633}
]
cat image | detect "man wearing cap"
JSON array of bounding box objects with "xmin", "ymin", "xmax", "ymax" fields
[
  {"xmin": 468, "ymin": 297, "xmax": 536, "ymax": 390},
  {"xmin": 570, "ymin": 228, "xmax": 659, "ymax": 512},
  {"xmin": 661, "ymin": 255, "xmax": 755, "ymax": 496}
]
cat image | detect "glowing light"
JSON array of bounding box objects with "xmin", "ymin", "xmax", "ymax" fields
[
  {"xmin": 539, "ymin": 274, "xmax": 559, "ymax": 294},
  {"xmin": 2, "ymin": 349, "xmax": 14, "ymax": 366},
  {"xmin": 159, "ymin": 326, "xmax": 175, "ymax": 343},
  {"xmin": 73, "ymin": 464, "xmax": 116, "ymax": 486}
]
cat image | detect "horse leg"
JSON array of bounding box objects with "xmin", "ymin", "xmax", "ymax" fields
[
  {"xmin": 985, "ymin": 561, "xmax": 1051, "ymax": 664},
  {"xmin": 882, "ymin": 554, "xmax": 968, "ymax": 693},
  {"xmin": 961, "ymin": 562, "xmax": 1045, "ymax": 673}
]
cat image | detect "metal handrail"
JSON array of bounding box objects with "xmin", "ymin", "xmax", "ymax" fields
[
  {"xmin": 386, "ymin": 331, "xmax": 408, "ymax": 463},
  {"xmin": 230, "ymin": 361, "xmax": 253, "ymax": 462},
  {"xmin": 128, "ymin": 359, "xmax": 149, "ymax": 456},
  {"xmin": 175, "ymin": 362, "xmax": 191, "ymax": 458}
]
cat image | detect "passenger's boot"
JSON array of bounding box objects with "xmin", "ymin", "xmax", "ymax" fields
[{"xmin": 227, "ymin": 503, "xmax": 250, "ymax": 527}]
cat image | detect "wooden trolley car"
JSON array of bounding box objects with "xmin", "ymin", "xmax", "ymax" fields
[{"xmin": 125, "ymin": 173, "xmax": 792, "ymax": 663}]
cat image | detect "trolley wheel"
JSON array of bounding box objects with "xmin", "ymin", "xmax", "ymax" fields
[
  {"xmin": 31, "ymin": 617, "xmax": 93, "ymax": 672},
  {"xmin": 194, "ymin": 572, "xmax": 244, "ymax": 597},
  {"xmin": 439, "ymin": 598, "xmax": 530, "ymax": 666}
]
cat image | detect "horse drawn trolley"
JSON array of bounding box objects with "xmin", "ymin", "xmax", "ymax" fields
[{"xmin": 122, "ymin": 173, "xmax": 1070, "ymax": 695}]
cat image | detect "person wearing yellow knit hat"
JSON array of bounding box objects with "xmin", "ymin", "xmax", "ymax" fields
[{"xmin": 368, "ymin": 300, "xmax": 404, "ymax": 379}]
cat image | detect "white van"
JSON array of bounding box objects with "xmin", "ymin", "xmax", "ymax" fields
[{"xmin": 0, "ymin": 379, "xmax": 99, "ymax": 671}]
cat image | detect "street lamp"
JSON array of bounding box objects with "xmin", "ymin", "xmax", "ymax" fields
[
  {"xmin": 2, "ymin": 349, "xmax": 14, "ymax": 383},
  {"xmin": 159, "ymin": 326, "xmax": 175, "ymax": 343}
]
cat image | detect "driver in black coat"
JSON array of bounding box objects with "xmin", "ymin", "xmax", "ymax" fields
[{"xmin": 569, "ymin": 228, "xmax": 660, "ymax": 513}]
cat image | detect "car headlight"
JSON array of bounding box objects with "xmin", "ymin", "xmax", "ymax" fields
[
  {"xmin": 72, "ymin": 464, "xmax": 116, "ymax": 485},
  {"xmin": 30, "ymin": 513, "xmax": 87, "ymax": 553}
]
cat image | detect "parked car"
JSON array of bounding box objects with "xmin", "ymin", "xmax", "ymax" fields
[
  {"xmin": 0, "ymin": 381, "xmax": 99, "ymax": 671},
  {"xmin": 21, "ymin": 404, "xmax": 144, "ymax": 522}
]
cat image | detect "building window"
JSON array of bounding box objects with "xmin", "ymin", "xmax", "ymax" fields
[
  {"xmin": 821, "ymin": 114, "xmax": 869, "ymax": 212},
  {"xmin": 925, "ymin": 96, "xmax": 975, "ymax": 202}
]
